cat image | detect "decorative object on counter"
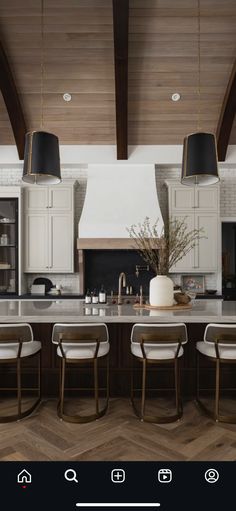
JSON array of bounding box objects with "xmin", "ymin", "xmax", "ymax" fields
[
  {"xmin": 181, "ymin": 1, "xmax": 219, "ymax": 187},
  {"xmin": 182, "ymin": 274, "xmax": 205, "ymax": 294},
  {"xmin": 127, "ymin": 217, "xmax": 203, "ymax": 307},
  {"xmin": 174, "ymin": 292, "xmax": 191, "ymax": 305},
  {"xmin": 99, "ymin": 284, "xmax": 107, "ymax": 304},
  {"xmin": 31, "ymin": 284, "xmax": 45, "ymax": 295},
  {"xmin": 92, "ymin": 289, "xmax": 99, "ymax": 304},
  {"xmin": 22, "ymin": 1, "xmax": 61, "ymax": 186},
  {"xmin": 32, "ymin": 277, "xmax": 53, "ymax": 294},
  {"xmin": 48, "ymin": 286, "xmax": 61, "ymax": 296},
  {"xmin": 85, "ymin": 289, "xmax": 92, "ymax": 304}
]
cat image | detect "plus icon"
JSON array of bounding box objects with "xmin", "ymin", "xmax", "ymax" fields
[{"xmin": 111, "ymin": 469, "xmax": 125, "ymax": 483}]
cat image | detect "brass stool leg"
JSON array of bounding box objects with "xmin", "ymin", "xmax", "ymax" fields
[
  {"xmin": 17, "ymin": 358, "xmax": 21, "ymax": 418},
  {"xmin": 196, "ymin": 350, "xmax": 200, "ymax": 401},
  {"xmin": 59, "ymin": 358, "xmax": 66, "ymax": 418},
  {"xmin": 94, "ymin": 358, "xmax": 99, "ymax": 416},
  {"xmin": 106, "ymin": 355, "xmax": 110, "ymax": 404},
  {"xmin": 130, "ymin": 354, "xmax": 134, "ymax": 403},
  {"xmin": 215, "ymin": 359, "xmax": 220, "ymax": 421},
  {"xmin": 175, "ymin": 358, "xmax": 182, "ymax": 417},
  {"xmin": 141, "ymin": 359, "xmax": 147, "ymax": 419},
  {"xmin": 38, "ymin": 350, "xmax": 42, "ymax": 400}
]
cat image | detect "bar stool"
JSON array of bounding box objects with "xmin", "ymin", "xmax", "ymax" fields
[
  {"xmin": 52, "ymin": 323, "xmax": 110, "ymax": 423},
  {"xmin": 0, "ymin": 323, "xmax": 41, "ymax": 422},
  {"xmin": 196, "ymin": 323, "xmax": 236, "ymax": 423},
  {"xmin": 130, "ymin": 323, "xmax": 188, "ymax": 423}
]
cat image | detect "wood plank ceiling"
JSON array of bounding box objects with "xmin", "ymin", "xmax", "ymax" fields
[{"xmin": 0, "ymin": 0, "xmax": 235, "ymax": 148}]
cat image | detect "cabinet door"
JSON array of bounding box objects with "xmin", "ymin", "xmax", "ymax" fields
[
  {"xmin": 195, "ymin": 188, "xmax": 218, "ymax": 210},
  {"xmin": 195, "ymin": 213, "xmax": 218, "ymax": 271},
  {"xmin": 24, "ymin": 213, "xmax": 48, "ymax": 272},
  {"xmin": 49, "ymin": 187, "xmax": 72, "ymax": 211},
  {"xmin": 49, "ymin": 213, "xmax": 73, "ymax": 272},
  {"xmin": 170, "ymin": 186, "xmax": 195, "ymax": 211},
  {"xmin": 169, "ymin": 213, "xmax": 195, "ymax": 272},
  {"xmin": 25, "ymin": 187, "xmax": 48, "ymax": 210}
]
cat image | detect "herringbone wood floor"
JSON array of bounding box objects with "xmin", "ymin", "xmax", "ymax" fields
[{"xmin": 1, "ymin": 397, "xmax": 236, "ymax": 461}]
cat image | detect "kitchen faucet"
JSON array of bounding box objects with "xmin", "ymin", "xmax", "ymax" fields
[{"xmin": 118, "ymin": 272, "xmax": 126, "ymax": 305}]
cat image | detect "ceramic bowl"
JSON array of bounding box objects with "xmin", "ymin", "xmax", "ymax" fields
[{"xmin": 174, "ymin": 292, "xmax": 191, "ymax": 304}]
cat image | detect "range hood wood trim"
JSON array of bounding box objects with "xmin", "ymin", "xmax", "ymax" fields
[{"xmin": 77, "ymin": 238, "xmax": 135, "ymax": 249}]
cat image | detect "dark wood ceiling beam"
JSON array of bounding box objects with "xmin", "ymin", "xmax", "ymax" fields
[
  {"xmin": 112, "ymin": 0, "xmax": 129, "ymax": 160},
  {"xmin": 0, "ymin": 40, "xmax": 27, "ymax": 160},
  {"xmin": 216, "ymin": 59, "xmax": 236, "ymax": 161}
]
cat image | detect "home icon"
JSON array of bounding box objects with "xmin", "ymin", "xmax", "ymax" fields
[{"xmin": 17, "ymin": 469, "xmax": 32, "ymax": 484}]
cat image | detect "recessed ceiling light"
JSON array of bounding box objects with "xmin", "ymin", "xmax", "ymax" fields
[
  {"xmin": 171, "ymin": 93, "xmax": 181, "ymax": 102},
  {"xmin": 63, "ymin": 93, "xmax": 72, "ymax": 102}
]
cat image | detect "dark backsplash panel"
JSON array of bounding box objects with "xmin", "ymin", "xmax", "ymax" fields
[{"xmin": 84, "ymin": 250, "xmax": 156, "ymax": 296}]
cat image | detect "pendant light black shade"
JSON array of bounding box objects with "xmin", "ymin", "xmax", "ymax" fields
[
  {"xmin": 22, "ymin": 131, "xmax": 61, "ymax": 185},
  {"xmin": 181, "ymin": 132, "xmax": 219, "ymax": 186}
]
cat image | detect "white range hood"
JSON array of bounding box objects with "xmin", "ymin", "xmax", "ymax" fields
[{"xmin": 78, "ymin": 164, "xmax": 164, "ymax": 249}]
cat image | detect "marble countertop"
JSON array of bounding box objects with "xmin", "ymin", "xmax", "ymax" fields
[{"xmin": 0, "ymin": 298, "xmax": 235, "ymax": 323}]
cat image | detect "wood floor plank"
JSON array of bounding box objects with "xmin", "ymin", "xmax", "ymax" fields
[{"xmin": 0, "ymin": 398, "xmax": 236, "ymax": 461}]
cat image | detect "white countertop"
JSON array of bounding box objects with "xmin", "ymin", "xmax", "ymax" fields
[{"xmin": 0, "ymin": 298, "xmax": 234, "ymax": 323}]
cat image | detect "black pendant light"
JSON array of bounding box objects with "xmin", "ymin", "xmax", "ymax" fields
[
  {"xmin": 23, "ymin": 131, "xmax": 61, "ymax": 185},
  {"xmin": 181, "ymin": 1, "xmax": 219, "ymax": 186},
  {"xmin": 22, "ymin": 0, "xmax": 61, "ymax": 185},
  {"xmin": 182, "ymin": 132, "xmax": 219, "ymax": 186}
]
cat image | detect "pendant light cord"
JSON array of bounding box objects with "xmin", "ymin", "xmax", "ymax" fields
[
  {"xmin": 197, "ymin": 0, "xmax": 201, "ymax": 132},
  {"xmin": 40, "ymin": 0, "xmax": 44, "ymax": 130}
]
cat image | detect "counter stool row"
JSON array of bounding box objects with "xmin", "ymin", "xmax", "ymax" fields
[{"xmin": 0, "ymin": 322, "xmax": 236, "ymax": 424}]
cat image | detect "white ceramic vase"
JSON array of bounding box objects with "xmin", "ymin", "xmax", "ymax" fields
[{"xmin": 149, "ymin": 275, "xmax": 174, "ymax": 307}]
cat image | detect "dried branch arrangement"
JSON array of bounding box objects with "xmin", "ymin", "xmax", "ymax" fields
[{"xmin": 127, "ymin": 217, "xmax": 204, "ymax": 275}]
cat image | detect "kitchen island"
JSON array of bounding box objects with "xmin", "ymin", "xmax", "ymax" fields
[
  {"xmin": 0, "ymin": 297, "xmax": 231, "ymax": 323},
  {"xmin": 0, "ymin": 298, "xmax": 236, "ymax": 397}
]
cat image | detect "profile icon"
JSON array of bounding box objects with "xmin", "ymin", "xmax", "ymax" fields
[{"xmin": 205, "ymin": 469, "xmax": 219, "ymax": 484}]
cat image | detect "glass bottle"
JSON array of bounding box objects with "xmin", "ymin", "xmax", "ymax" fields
[
  {"xmin": 99, "ymin": 284, "xmax": 107, "ymax": 304},
  {"xmin": 85, "ymin": 289, "xmax": 92, "ymax": 304},
  {"xmin": 92, "ymin": 289, "xmax": 99, "ymax": 304}
]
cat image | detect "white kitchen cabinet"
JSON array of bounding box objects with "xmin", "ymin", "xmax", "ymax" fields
[
  {"xmin": 170, "ymin": 185, "xmax": 218, "ymax": 212},
  {"xmin": 24, "ymin": 183, "xmax": 74, "ymax": 273},
  {"xmin": 166, "ymin": 181, "xmax": 219, "ymax": 273},
  {"xmin": 24, "ymin": 213, "xmax": 49, "ymax": 272},
  {"xmin": 195, "ymin": 213, "xmax": 218, "ymax": 271}
]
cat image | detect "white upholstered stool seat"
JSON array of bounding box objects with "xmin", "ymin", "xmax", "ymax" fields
[
  {"xmin": 196, "ymin": 323, "xmax": 236, "ymax": 423},
  {"xmin": 56, "ymin": 341, "xmax": 109, "ymax": 359},
  {"xmin": 0, "ymin": 323, "xmax": 41, "ymax": 422},
  {"xmin": 131, "ymin": 343, "xmax": 184, "ymax": 360},
  {"xmin": 130, "ymin": 323, "xmax": 188, "ymax": 423},
  {"xmin": 52, "ymin": 323, "xmax": 110, "ymax": 423},
  {"xmin": 196, "ymin": 341, "xmax": 236, "ymax": 360},
  {"xmin": 0, "ymin": 341, "xmax": 41, "ymax": 360}
]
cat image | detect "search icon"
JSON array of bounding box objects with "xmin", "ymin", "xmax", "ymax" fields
[{"xmin": 64, "ymin": 469, "xmax": 78, "ymax": 483}]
